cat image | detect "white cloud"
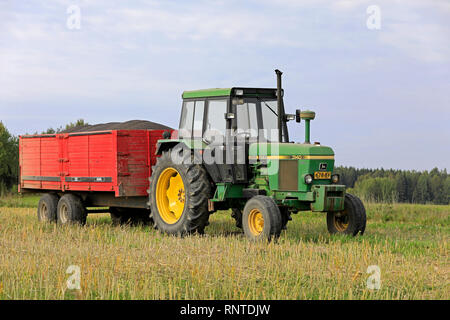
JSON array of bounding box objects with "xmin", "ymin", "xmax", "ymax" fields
[{"xmin": 379, "ymin": 22, "xmax": 450, "ymax": 63}]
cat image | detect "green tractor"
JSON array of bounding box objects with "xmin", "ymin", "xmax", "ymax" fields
[{"xmin": 149, "ymin": 70, "xmax": 366, "ymax": 241}]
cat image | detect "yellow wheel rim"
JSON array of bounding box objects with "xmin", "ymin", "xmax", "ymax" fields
[
  {"xmin": 248, "ymin": 209, "xmax": 264, "ymax": 236},
  {"xmin": 334, "ymin": 209, "xmax": 349, "ymax": 232},
  {"xmin": 156, "ymin": 167, "xmax": 185, "ymax": 224}
]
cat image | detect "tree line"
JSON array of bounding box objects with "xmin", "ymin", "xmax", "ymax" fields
[
  {"xmin": 335, "ymin": 166, "xmax": 450, "ymax": 204},
  {"xmin": 0, "ymin": 121, "xmax": 449, "ymax": 203}
]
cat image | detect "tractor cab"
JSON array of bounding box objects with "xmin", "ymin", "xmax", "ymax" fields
[
  {"xmin": 177, "ymin": 87, "xmax": 290, "ymax": 184},
  {"xmin": 178, "ymin": 87, "xmax": 286, "ymax": 144}
]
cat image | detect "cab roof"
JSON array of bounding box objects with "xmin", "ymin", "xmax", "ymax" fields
[{"xmin": 182, "ymin": 87, "xmax": 280, "ymax": 99}]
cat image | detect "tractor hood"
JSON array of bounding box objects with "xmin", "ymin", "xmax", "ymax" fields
[{"xmin": 248, "ymin": 143, "xmax": 334, "ymax": 160}]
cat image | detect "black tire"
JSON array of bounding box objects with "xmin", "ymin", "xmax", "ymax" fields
[
  {"xmin": 57, "ymin": 194, "xmax": 87, "ymax": 225},
  {"xmin": 110, "ymin": 207, "xmax": 153, "ymax": 226},
  {"xmin": 37, "ymin": 193, "xmax": 59, "ymax": 222},
  {"xmin": 242, "ymin": 196, "xmax": 282, "ymax": 241},
  {"xmin": 327, "ymin": 193, "xmax": 365, "ymax": 236},
  {"xmin": 346, "ymin": 193, "xmax": 366, "ymax": 235},
  {"xmin": 231, "ymin": 208, "xmax": 243, "ymax": 229},
  {"xmin": 149, "ymin": 149, "xmax": 211, "ymax": 235}
]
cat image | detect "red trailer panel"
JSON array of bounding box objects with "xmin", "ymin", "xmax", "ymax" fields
[{"xmin": 19, "ymin": 129, "xmax": 170, "ymax": 197}]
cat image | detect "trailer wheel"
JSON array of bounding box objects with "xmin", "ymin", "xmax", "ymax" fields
[
  {"xmin": 149, "ymin": 149, "xmax": 211, "ymax": 235},
  {"xmin": 57, "ymin": 194, "xmax": 87, "ymax": 225},
  {"xmin": 327, "ymin": 193, "xmax": 366, "ymax": 236},
  {"xmin": 242, "ymin": 196, "xmax": 282, "ymax": 241},
  {"xmin": 37, "ymin": 193, "xmax": 59, "ymax": 222}
]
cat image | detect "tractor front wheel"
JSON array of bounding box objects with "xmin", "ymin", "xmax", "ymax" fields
[
  {"xmin": 242, "ymin": 196, "xmax": 282, "ymax": 241},
  {"xmin": 327, "ymin": 193, "xmax": 366, "ymax": 236}
]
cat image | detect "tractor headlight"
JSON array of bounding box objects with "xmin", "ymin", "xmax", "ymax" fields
[
  {"xmin": 331, "ymin": 174, "xmax": 340, "ymax": 184},
  {"xmin": 304, "ymin": 174, "xmax": 313, "ymax": 184}
]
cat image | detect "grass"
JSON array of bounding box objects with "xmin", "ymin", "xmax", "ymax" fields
[
  {"xmin": 0, "ymin": 197, "xmax": 448, "ymax": 300},
  {"xmin": 0, "ymin": 194, "xmax": 40, "ymax": 208}
]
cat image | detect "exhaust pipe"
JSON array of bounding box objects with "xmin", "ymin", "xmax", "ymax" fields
[{"xmin": 275, "ymin": 69, "xmax": 286, "ymax": 143}]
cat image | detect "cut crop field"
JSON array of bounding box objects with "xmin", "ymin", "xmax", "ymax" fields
[{"xmin": 0, "ymin": 196, "xmax": 448, "ymax": 300}]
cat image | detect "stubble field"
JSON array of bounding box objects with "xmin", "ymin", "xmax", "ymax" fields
[{"xmin": 0, "ymin": 195, "xmax": 448, "ymax": 300}]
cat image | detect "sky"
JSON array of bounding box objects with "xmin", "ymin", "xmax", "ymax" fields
[{"xmin": 0, "ymin": 0, "xmax": 449, "ymax": 171}]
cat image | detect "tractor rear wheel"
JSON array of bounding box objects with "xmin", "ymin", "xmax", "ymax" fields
[
  {"xmin": 149, "ymin": 149, "xmax": 211, "ymax": 235},
  {"xmin": 37, "ymin": 193, "xmax": 59, "ymax": 222},
  {"xmin": 57, "ymin": 194, "xmax": 87, "ymax": 225},
  {"xmin": 242, "ymin": 196, "xmax": 282, "ymax": 241},
  {"xmin": 327, "ymin": 193, "xmax": 366, "ymax": 236}
]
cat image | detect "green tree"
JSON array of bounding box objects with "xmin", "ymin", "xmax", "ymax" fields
[
  {"xmin": 379, "ymin": 177, "xmax": 398, "ymax": 203},
  {"xmin": 429, "ymin": 175, "xmax": 445, "ymax": 204},
  {"xmin": 64, "ymin": 119, "xmax": 88, "ymax": 131},
  {"xmin": 395, "ymin": 173, "xmax": 408, "ymax": 202},
  {"xmin": 0, "ymin": 122, "xmax": 19, "ymax": 194},
  {"xmin": 412, "ymin": 175, "xmax": 431, "ymax": 204},
  {"xmin": 444, "ymin": 177, "xmax": 450, "ymax": 205},
  {"xmin": 41, "ymin": 119, "xmax": 87, "ymax": 134}
]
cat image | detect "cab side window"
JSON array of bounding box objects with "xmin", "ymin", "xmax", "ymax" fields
[
  {"xmin": 205, "ymin": 99, "xmax": 227, "ymax": 143},
  {"xmin": 193, "ymin": 101, "xmax": 205, "ymax": 138},
  {"xmin": 236, "ymin": 102, "xmax": 258, "ymax": 139},
  {"xmin": 179, "ymin": 101, "xmax": 195, "ymax": 138},
  {"xmin": 179, "ymin": 100, "xmax": 205, "ymax": 138}
]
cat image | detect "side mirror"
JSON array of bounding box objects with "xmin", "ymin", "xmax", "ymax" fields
[
  {"xmin": 224, "ymin": 112, "xmax": 235, "ymax": 120},
  {"xmin": 296, "ymin": 109, "xmax": 301, "ymax": 123}
]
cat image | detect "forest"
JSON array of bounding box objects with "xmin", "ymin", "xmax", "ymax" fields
[{"xmin": 0, "ymin": 121, "xmax": 448, "ymax": 204}]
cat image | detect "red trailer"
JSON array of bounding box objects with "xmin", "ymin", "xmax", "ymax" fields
[{"xmin": 19, "ymin": 126, "xmax": 173, "ymax": 224}]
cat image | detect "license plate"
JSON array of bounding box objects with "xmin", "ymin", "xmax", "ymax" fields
[{"xmin": 314, "ymin": 171, "xmax": 331, "ymax": 179}]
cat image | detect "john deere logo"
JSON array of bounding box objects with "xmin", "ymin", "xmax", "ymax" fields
[{"xmin": 319, "ymin": 163, "xmax": 327, "ymax": 171}]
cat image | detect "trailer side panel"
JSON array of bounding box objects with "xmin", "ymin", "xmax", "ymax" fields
[{"xmin": 19, "ymin": 129, "xmax": 171, "ymax": 198}]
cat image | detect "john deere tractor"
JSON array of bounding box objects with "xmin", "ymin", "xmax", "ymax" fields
[{"xmin": 149, "ymin": 70, "xmax": 366, "ymax": 240}]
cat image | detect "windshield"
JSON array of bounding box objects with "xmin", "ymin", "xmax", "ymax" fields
[
  {"xmin": 234, "ymin": 98, "xmax": 279, "ymax": 142},
  {"xmin": 259, "ymin": 99, "xmax": 279, "ymax": 142}
]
